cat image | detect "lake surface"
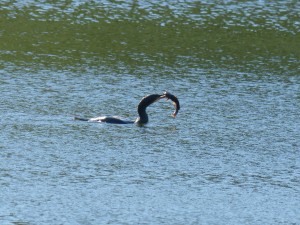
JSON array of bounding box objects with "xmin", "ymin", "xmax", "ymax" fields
[{"xmin": 1, "ymin": 1, "xmax": 300, "ymax": 224}]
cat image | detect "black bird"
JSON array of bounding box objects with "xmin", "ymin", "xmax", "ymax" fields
[{"xmin": 74, "ymin": 92, "xmax": 179, "ymax": 125}]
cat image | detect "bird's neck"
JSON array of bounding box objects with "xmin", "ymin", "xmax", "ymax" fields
[{"xmin": 135, "ymin": 108, "xmax": 148, "ymax": 125}]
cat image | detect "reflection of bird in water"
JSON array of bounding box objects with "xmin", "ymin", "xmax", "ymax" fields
[{"xmin": 74, "ymin": 91, "xmax": 180, "ymax": 125}]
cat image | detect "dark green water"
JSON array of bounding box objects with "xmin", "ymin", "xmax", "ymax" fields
[
  {"xmin": 1, "ymin": 0, "xmax": 299, "ymax": 73},
  {"xmin": 1, "ymin": 1, "xmax": 300, "ymax": 225}
]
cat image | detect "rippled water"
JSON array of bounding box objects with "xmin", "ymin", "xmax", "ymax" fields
[{"xmin": 1, "ymin": 0, "xmax": 300, "ymax": 224}]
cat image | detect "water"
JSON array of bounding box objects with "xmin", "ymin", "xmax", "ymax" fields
[{"xmin": 1, "ymin": 1, "xmax": 300, "ymax": 224}]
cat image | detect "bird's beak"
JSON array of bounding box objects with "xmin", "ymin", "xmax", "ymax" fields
[{"xmin": 161, "ymin": 91, "xmax": 169, "ymax": 100}]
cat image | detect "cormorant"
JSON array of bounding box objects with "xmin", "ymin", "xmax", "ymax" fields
[{"xmin": 74, "ymin": 91, "xmax": 179, "ymax": 125}]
